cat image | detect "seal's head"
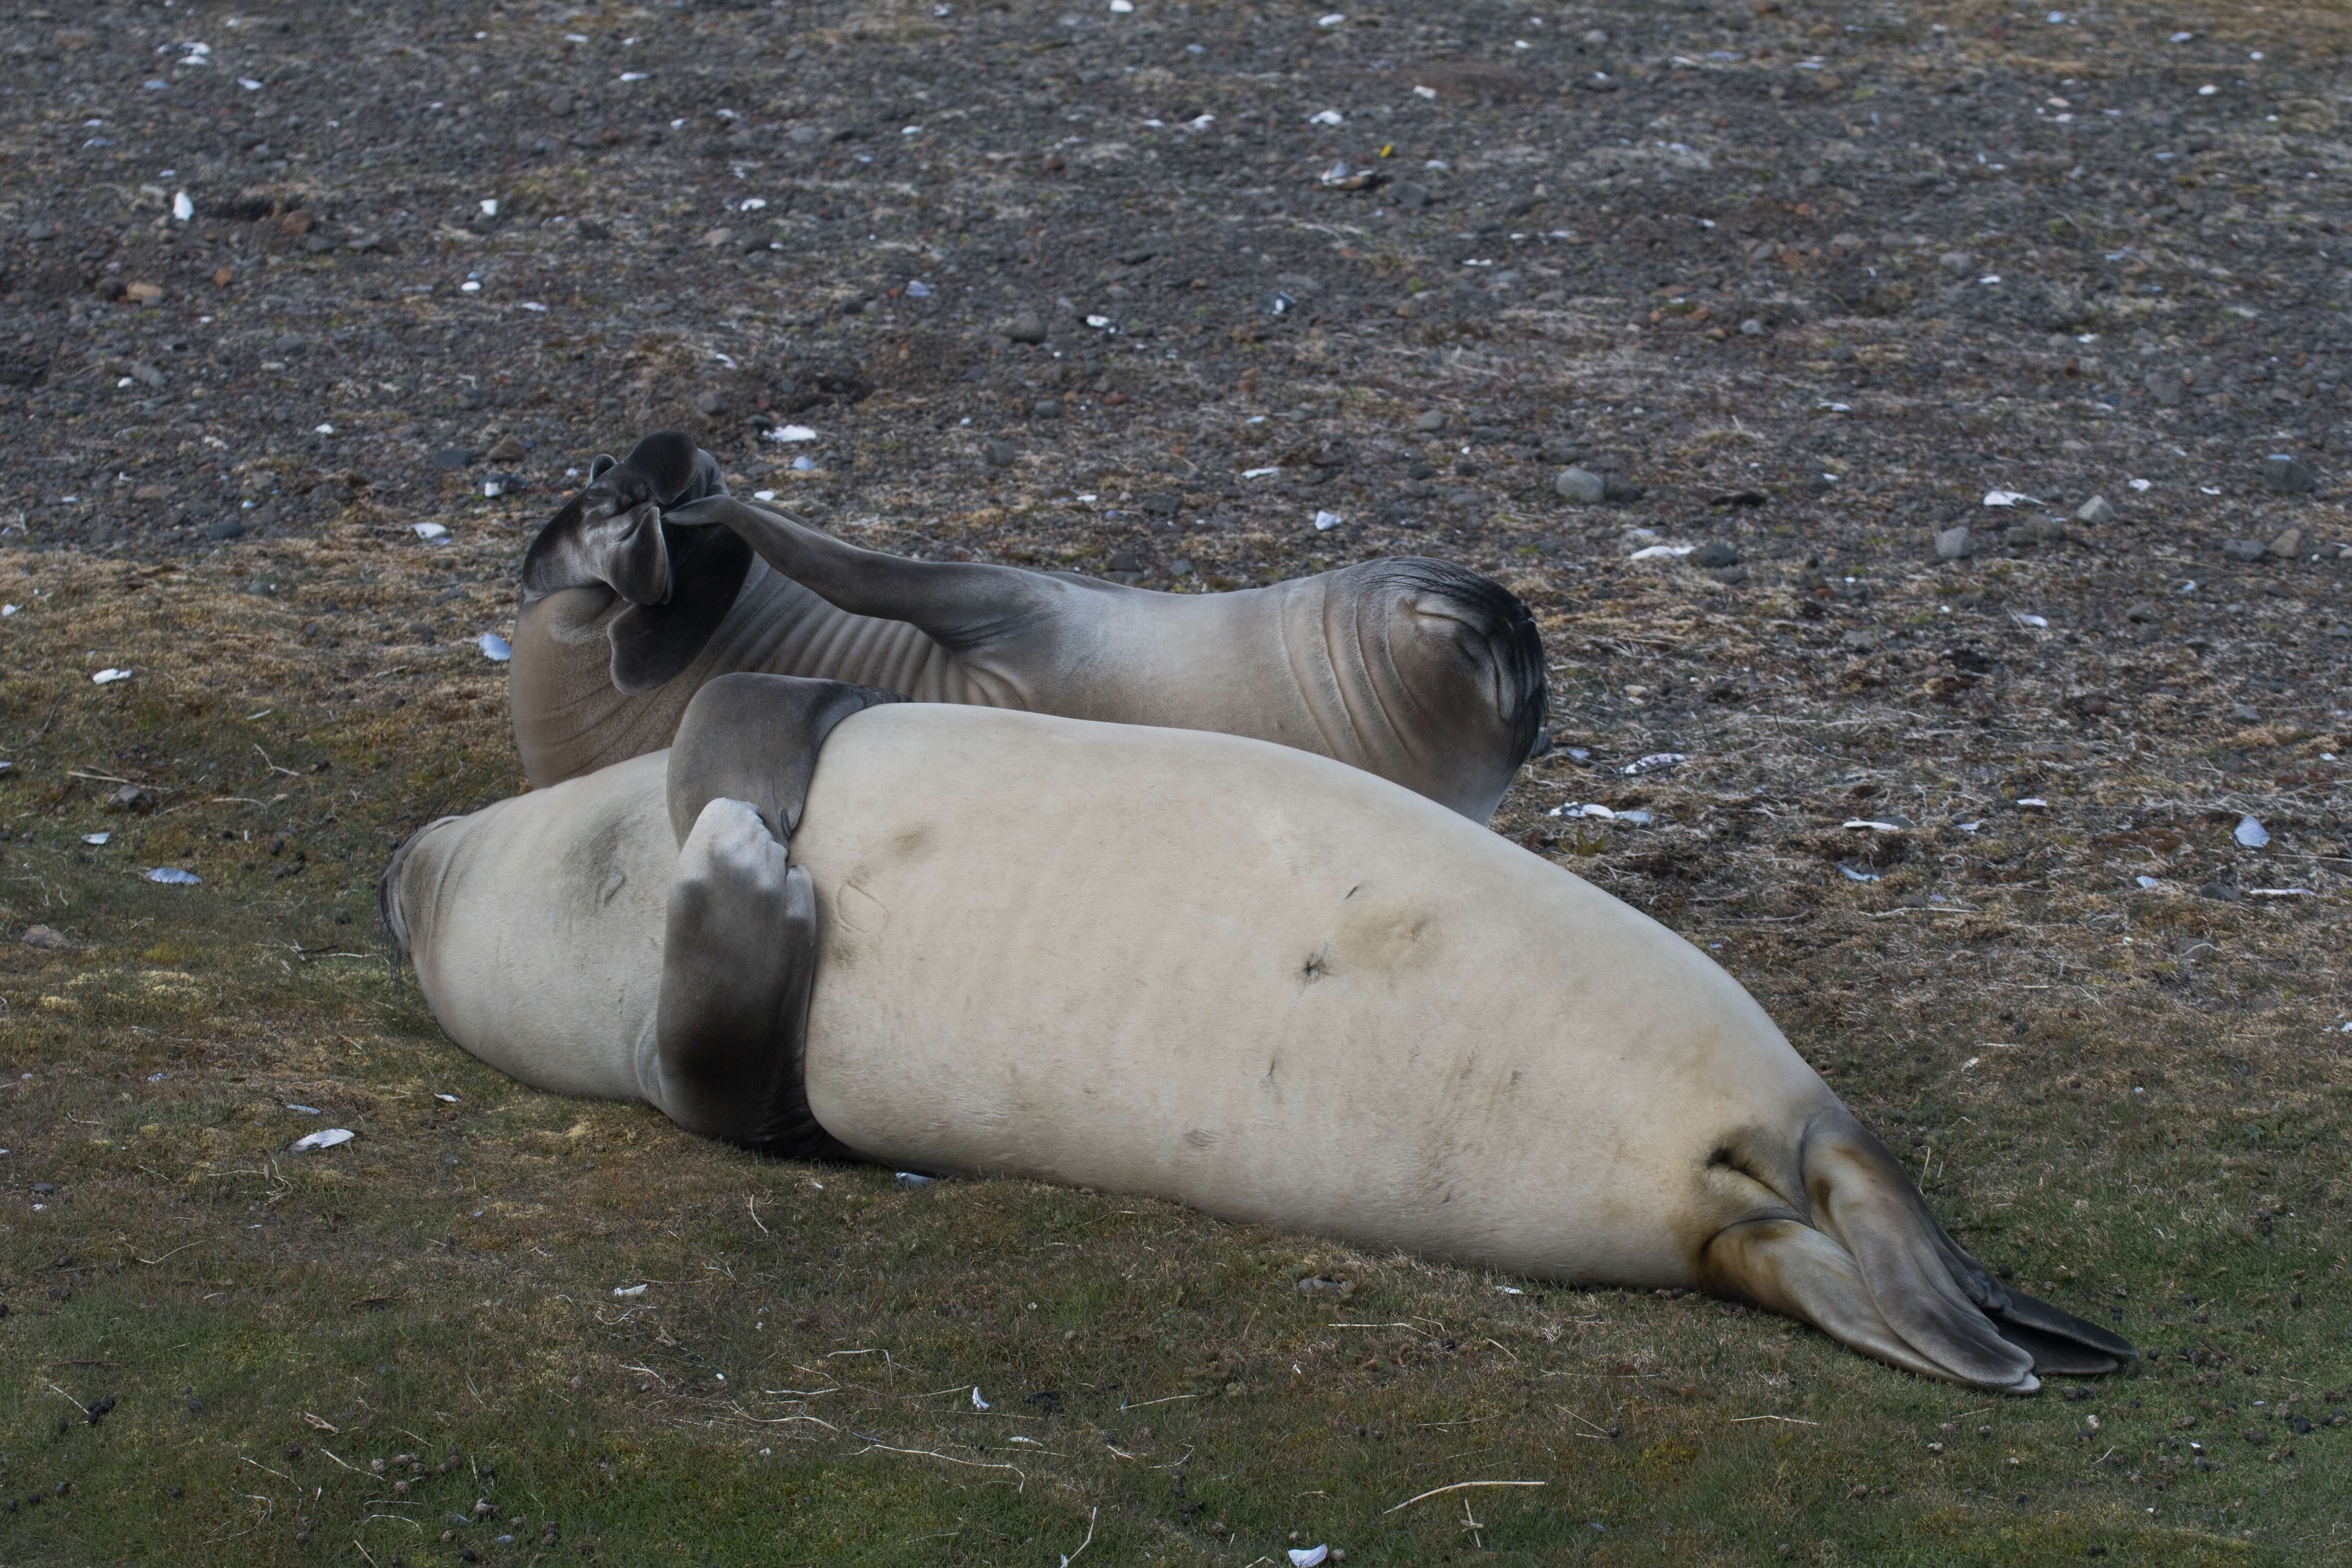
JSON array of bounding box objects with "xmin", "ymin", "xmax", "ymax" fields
[
  {"xmin": 1345, "ymin": 557, "xmax": 1547, "ymax": 819},
  {"xmin": 516, "ymin": 431, "xmax": 751, "ymax": 694},
  {"xmin": 377, "ymin": 814, "xmax": 463, "ymax": 975}
]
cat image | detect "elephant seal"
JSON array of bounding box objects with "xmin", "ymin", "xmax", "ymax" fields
[
  {"xmin": 510, "ymin": 433, "xmax": 1545, "ymax": 822},
  {"xmin": 385, "ymin": 674, "xmax": 2134, "ymax": 1391}
]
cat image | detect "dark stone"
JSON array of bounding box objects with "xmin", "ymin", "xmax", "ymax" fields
[
  {"xmin": 2261, "ymin": 453, "xmax": 2318, "ymax": 494},
  {"xmin": 1140, "ymin": 492, "xmax": 1180, "ymax": 517},
  {"xmin": 1688, "ymin": 540, "xmax": 1741, "ymax": 569},
  {"xmin": 207, "ymin": 516, "xmax": 244, "ymax": 541},
  {"xmin": 431, "ymin": 448, "xmax": 476, "ymax": 470}
]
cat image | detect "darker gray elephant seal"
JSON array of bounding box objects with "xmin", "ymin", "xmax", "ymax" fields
[{"xmin": 510, "ymin": 433, "xmax": 1544, "ymax": 821}]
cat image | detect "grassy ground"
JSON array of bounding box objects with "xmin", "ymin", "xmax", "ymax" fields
[{"xmin": 0, "ymin": 504, "xmax": 2344, "ymax": 1568}]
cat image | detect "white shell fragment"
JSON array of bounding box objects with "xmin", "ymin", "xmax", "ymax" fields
[
  {"xmin": 289, "ymin": 1128, "xmax": 355, "ymax": 1152},
  {"xmin": 145, "ymin": 867, "xmax": 202, "ymax": 885},
  {"xmin": 2233, "ymin": 816, "xmax": 2269, "ymax": 848},
  {"xmin": 412, "ymin": 522, "xmax": 450, "ymax": 541},
  {"xmin": 93, "ymin": 668, "xmax": 133, "ymax": 685},
  {"xmin": 478, "ymin": 632, "xmax": 513, "ymax": 662}
]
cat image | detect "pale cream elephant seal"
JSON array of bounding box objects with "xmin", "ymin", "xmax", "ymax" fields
[
  {"xmin": 385, "ymin": 674, "xmax": 2134, "ymax": 1391},
  {"xmin": 509, "ymin": 432, "xmax": 1546, "ymax": 822}
]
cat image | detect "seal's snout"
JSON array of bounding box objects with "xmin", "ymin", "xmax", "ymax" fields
[{"xmin": 378, "ymin": 817, "xmax": 463, "ymax": 973}]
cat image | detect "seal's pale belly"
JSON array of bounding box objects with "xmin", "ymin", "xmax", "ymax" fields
[{"xmin": 787, "ymin": 705, "xmax": 1818, "ymax": 1283}]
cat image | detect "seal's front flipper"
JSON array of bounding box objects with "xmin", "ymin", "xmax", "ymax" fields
[
  {"xmin": 650, "ymin": 798, "xmax": 839, "ymax": 1156},
  {"xmin": 652, "ymin": 674, "xmax": 901, "ymax": 1154},
  {"xmin": 663, "ymin": 495, "xmax": 1055, "ymax": 657},
  {"xmin": 665, "ymin": 671, "xmax": 901, "ymax": 847}
]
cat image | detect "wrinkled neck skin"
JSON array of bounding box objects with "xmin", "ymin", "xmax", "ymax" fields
[{"xmin": 509, "ymin": 558, "xmax": 1015, "ymax": 787}]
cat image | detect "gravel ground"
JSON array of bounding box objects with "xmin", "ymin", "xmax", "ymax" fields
[{"xmin": 8, "ymin": 1, "xmax": 2347, "ymax": 895}]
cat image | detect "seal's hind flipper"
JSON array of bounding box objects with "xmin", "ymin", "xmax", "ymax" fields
[
  {"xmin": 665, "ymin": 672, "xmax": 901, "ymax": 846},
  {"xmin": 1701, "ymin": 1218, "xmax": 2027, "ymax": 1388},
  {"xmin": 1698, "ymin": 1107, "xmax": 2135, "ymax": 1391},
  {"xmin": 650, "ymin": 798, "xmax": 841, "ymax": 1157},
  {"xmin": 520, "ymin": 433, "xmax": 749, "ymax": 688},
  {"xmin": 607, "ymin": 525, "xmax": 754, "ymax": 694},
  {"xmin": 1984, "ymin": 1288, "xmax": 2136, "ymax": 1376},
  {"xmin": 662, "ymin": 495, "xmax": 1056, "ymax": 657}
]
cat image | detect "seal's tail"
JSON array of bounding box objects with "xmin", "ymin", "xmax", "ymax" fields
[{"xmin": 1698, "ymin": 1107, "xmax": 2136, "ymax": 1391}]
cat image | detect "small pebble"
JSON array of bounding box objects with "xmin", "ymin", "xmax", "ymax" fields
[
  {"xmin": 1738, "ymin": 317, "xmax": 1765, "ymax": 337},
  {"xmin": 1934, "ymin": 525, "xmax": 1973, "ymax": 561},
  {"xmin": 2074, "ymin": 494, "xmax": 2114, "ymax": 525},
  {"xmin": 1415, "ymin": 408, "xmax": 1448, "ymax": 431},
  {"xmin": 1555, "ymin": 467, "xmax": 1605, "ymax": 504}
]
